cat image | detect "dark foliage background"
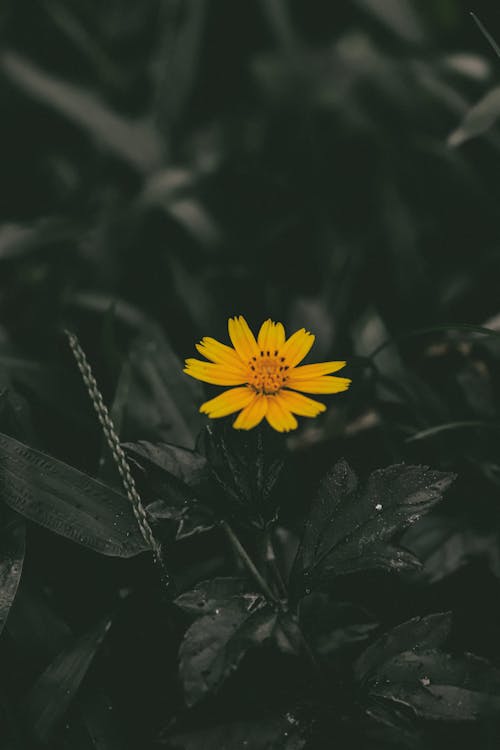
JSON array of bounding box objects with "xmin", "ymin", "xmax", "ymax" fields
[{"xmin": 2, "ymin": 1, "xmax": 500, "ymax": 748}]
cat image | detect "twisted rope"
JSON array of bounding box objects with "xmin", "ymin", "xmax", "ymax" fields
[{"xmin": 65, "ymin": 330, "xmax": 169, "ymax": 580}]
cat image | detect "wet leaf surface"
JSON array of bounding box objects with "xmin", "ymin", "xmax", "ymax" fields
[
  {"xmin": 291, "ymin": 460, "xmax": 455, "ymax": 597},
  {"xmin": 0, "ymin": 432, "xmax": 149, "ymax": 557}
]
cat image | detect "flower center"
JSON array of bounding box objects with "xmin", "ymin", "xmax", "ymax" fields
[{"xmin": 247, "ymin": 350, "xmax": 289, "ymax": 394}]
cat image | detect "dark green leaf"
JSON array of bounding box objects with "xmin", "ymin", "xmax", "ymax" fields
[
  {"xmin": 155, "ymin": 0, "xmax": 208, "ymax": 126},
  {"xmin": 354, "ymin": 612, "xmax": 452, "ymax": 683},
  {"xmin": 1, "ymin": 51, "xmax": 163, "ymax": 173},
  {"xmin": 370, "ymin": 650, "xmax": 500, "ymax": 720},
  {"xmin": 125, "ymin": 440, "xmax": 208, "ymax": 487},
  {"xmin": 355, "ymin": 0, "xmax": 425, "ymax": 45},
  {"xmin": 449, "ymin": 87, "xmax": 500, "ymax": 147},
  {"xmin": 200, "ymin": 424, "xmax": 284, "ymax": 525},
  {"xmin": 179, "ymin": 594, "xmax": 277, "ymax": 706},
  {"xmin": 291, "ymin": 460, "xmax": 455, "ymax": 596},
  {"xmin": 8, "ymin": 587, "xmax": 124, "ymax": 749},
  {"xmin": 0, "ymin": 506, "xmax": 25, "ymax": 637},
  {"xmin": 175, "ymin": 578, "xmax": 249, "ymax": 617},
  {"xmin": 126, "ymin": 440, "xmax": 215, "ymax": 539},
  {"xmin": 300, "ymin": 595, "xmax": 378, "ymax": 657},
  {"xmin": 0, "ymin": 431, "xmax": 149, "ymax": 557},
  {"xmin": 401, "ymin": 515, "xmax": 500, "ymax": 583},
  {"xmin": 125, "ymin": 333, "xmax": 203, "ymax": 449},
  {"xmin": 23, "ymin": 616, "xmax": 112, "ymax": 742},
  {"xmin": 166, "ymin": 715, "xmax": 305, "ymax": 749}
]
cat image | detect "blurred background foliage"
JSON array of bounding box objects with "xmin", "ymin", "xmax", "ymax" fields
[
  {"xmin": 1, "ymin": 0, "xmax": 500, "ymax": 478},
  {"xmin": 3, "ymin": 1, "xmax": 500, "ymax": 746}
]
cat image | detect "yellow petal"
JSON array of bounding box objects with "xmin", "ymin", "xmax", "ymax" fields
[
  {"xmin": 200, "ymin": 387, "xmax": 254, "ymax": 418},
  {"xmin": 258, "ymin": 319, "xmax": 287, "ymax": 354},
  {"xmin": 233, "ymin": 393, "xmax": 268, "ymax": 430},
  {"xmin": 228, "ymin": 316, "xmax": 258, "ymax": 362},
  {"xmin": 286, "ymin": 375, "xmax": 352, "ymax": 394},
  {"xmin": 281, "ymin": 328, "xmax": 315, "ymax": 368},
  {"xmin": 257, "ymin": 319, "xmax": 273, "ymax": 351},
  {"xmin": 278, "ymin": 390, "xmax": 326, "ymax": 417},
  {"xmin": 196, "ymin": 337, "xmax": 245, "ymax": 371},
  {"xmin": 289, "ymin": 361, "xmax": 346, "ymax": 379},
  {"xmin": 273, "ymin": 322, "xmax": 286, "ymax": 349},
  {"xmin": 184, "ymin": 359, "xmax": 247, "ymax": 386},
  {"xmin": 265, "ymin": 396, "xmax": 298, "ymax": 432}
]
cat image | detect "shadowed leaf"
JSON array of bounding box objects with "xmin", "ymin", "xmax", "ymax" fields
[
  {"xmin": 8, "ymin": 587, "xmax": 124, "ymax": 749},
  {"xmin": 179, "ymin": 593, "xmax": 277, "ymax": 706},
  {"xmin": 166, "ymin": 715, "xmax": 305, "ymax": 749},
  {"xmin": 175, "ymin": 578, "xmax": 250, "ymax": 617},
  {"xmin": 354, "ymin": 612, "xmax": 452, "ymax": 683},
  {"xmin": 125, "ymin": 440, "xmax": 207, "ymax": 486},
  {"xmin": 370, "ymin": 650, "xmax": 500, "ymax": 721},
  {"xmin": 125, "ymin": 334, "xmax": 203, "ymax": 449},
  {"xmin": 23, "ymin": 616, "xmax": 112, "ymax": 742},
  {"xmin": 0, "ymin": 506, "xmax": 25, "ymax": 636},
  {"xmin": 126, "ymin": 440, "xmax": 214, "ymax": 539},
  {"xmin": 1, "ymin": 51, "xmax": 163, "ymax": 172},
  {"xmin": 449, "ymin": 86, "xmax": 500, "ymax": 146}
]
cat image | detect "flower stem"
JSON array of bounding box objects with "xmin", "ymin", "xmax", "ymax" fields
[
  {"xmin": 221, "ymin": 521, "xmax": 279, "ymax": 604},
  {"xmin": 263, "ymin": 528, "xmax": 288, "ymax": 599}
]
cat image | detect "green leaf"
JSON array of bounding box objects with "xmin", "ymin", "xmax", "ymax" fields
[
  {"xmin": 126, "ymin": 441, "xmax": 214, "ymax": 539},
  {"xmin": 370, "ymin": 650, "xmax": 500, "ymax": 721},
  {"xmin": 179, "ymin": 593, "xmax": 277, "ymax": 706},
  {"xmin": 22, "ymin": 616, "xmax": 112, "ymax": 742},
  {"xmin": 125, "ymin": 440, "xmax": 207, "ymax": 487},
  {"xmin": 355, "ymin": 0, "xmax": 425, "ymax": 45},
  {"xmin": 200, "ymin": 424, "xmax": 284, "ymax": 526},
  {"xmin": 354, "ymin": 612, "xmax": 452, "ymax": 683},
  {"xmin": 124, "ymin": 333, "xmax": 203, "ymax": 449},
  {"xmin": 299, "ymin": 595, "xmax": 378, "ymax": 657},
  {"xmin": 7, "ymin": 586, "xmax": 124, "ymax": 749},
  {"xmin": 0, "ymin": 506, "xmax": 25, "ymax": 636},
  {"xmin": 166, "ymin": 715, "xmax": 305, "ymax": 750},
  {"xmin": 401, "ymin": 515, "xmax": 500, "ymax": 583},
  {"xmin": 291, "ymin": 461, "xmax": 455, "ymax": 597},
  {"xmin": 449, "ymin": 87, "xmax": 500, "ymax": 147},
  {"xmin": 175, "ymin": 578, "xmax": 249, "ymax": 617},
  {"xmin": 155, "ymin": 0, "xmax": 208, "ymax": 126},
  {"xmin": 0, "ymin": 431, "xmax": 149, "ymax": 557},
  {"xmin": 1, "ymin": 51, "xmax": 163, "ymax": 173}
]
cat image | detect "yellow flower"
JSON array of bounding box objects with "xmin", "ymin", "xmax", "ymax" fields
[{"xmin": 184, "ymin": 316, "xmax": 351, "ymax": 432}]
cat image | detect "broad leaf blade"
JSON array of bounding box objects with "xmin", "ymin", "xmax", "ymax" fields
[
  {"xmin": 179, "ymin": 595, "xmax": 277, "ymax": 706},
  {"xmin": 371, "ymin": 650, "xmax": 500, "ymax": 720},
  {"xmin": 175, "ymin": 578, "xmax": 249, "ymax": 617},
  {"xmin": 0, "ymin": 432, "xmax": 149, "ymax": 557},
  {"xmin": 292, "ymin": 460, "xmax": 455, "ymax": 596},
  {"xmin": 125, "ymin": 440, "xmax": 207, "ymax": 486},
  {"xmin": 354, "ymin": 612, "xmax": 452, "ymax": 682},
  {"xmin": 166, "ymin": 715, "xmax": 305, "ymax": 749}
]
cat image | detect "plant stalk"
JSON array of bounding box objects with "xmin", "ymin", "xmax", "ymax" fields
[{"xmin": 221, "ymin": 520, "xmax": 279, "ymax": 604}]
